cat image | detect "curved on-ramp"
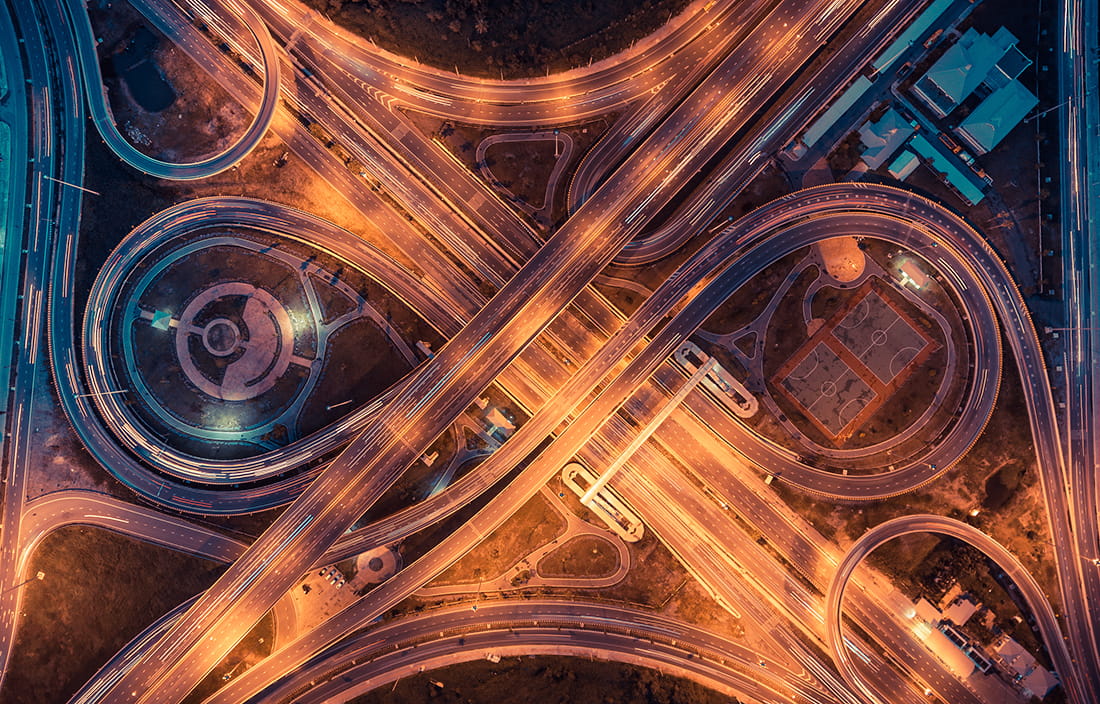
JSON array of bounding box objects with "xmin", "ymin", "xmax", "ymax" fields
[
  {"xmin": 825, "ymin": 515, "xmax": 1085, "ymax": 704},
  {"xmin": 63, "ymin": 0, "xmax": 280, "ymax": 179}
]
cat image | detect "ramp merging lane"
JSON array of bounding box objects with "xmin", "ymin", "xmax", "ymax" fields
[
  {"xmin": 87, "ymin": 4, "xmax": 851, "ymax": 690},
  {"xmin": 62, "ymin": 0, "xmax": 279, "ymax": 179},
  {"xmin": 27, "ymin": 0, "xmax": 1096, "ymax": 700},
  {"xmin": 75, "ymin": 184, "xmax": 1019, "ymax": 704}
]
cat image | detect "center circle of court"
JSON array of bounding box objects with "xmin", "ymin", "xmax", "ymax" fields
[
  {"xmin": 820, "ymin": 380, "xmax": 837, "ymax": 397},
  {"xmin": 203, "ymin": 318, "xmax": 241, "ymax": 356},
  {"xmin": 870, "ymin": 329, "xmax": 888, "ymax": 346}
]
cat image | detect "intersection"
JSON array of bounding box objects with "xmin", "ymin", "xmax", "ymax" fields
[{"xmin": 0, "ymin": 1, "xmax": 1095, "ymax": 703}]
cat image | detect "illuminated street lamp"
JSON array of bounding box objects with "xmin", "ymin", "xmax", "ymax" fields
[{"xmin": 3, "ymin": 571, "xmax": 44, "ymax": 595}]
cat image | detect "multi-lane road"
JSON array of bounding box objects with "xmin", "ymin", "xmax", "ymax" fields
[{"xmin": 0, "ymin": 0, "xmax": 1095, "ymax": 703}]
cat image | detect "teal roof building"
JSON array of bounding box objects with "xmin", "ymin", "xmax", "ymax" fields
[
  {"xmin": 911, "ymin": 27, "xmax": 1021, "ymax": 117},
  {"xmin": 859, "ymin": 108, "xmax": 914, "ymax": 169},
  {"xmin": 954, "ymin": 79, "xmax": 1038, "ymax": 154}
]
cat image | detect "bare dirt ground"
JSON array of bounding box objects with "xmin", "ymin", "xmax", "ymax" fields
[
  {"xmin": 0, "ymin": 528, "xmax": 225, "ymax": 704},
  {"xmin": 90, "ymin": 1, "xmax": 254, "ymax": 162},
  {"xmin": 537, "ymin": 534, "xmax": 620, "ymax": 579},
  {"xmin": 430, "ymin": 493, "xmax": 566, "ymax": 586}
]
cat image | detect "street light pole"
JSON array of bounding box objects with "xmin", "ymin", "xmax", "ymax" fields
[
  {"xmin": 73, "ymin": 388, "xmax": 129, "ymax": 399},
  {"xmin": 2, "ymin": 571, "xmax": 44, "ymax": 595}
]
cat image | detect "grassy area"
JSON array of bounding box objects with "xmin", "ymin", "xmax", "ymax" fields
[
  {"xmin": 431, "ymin": 493, "xmax": 565, "ymax": 585},
  {"xmin": 774, "ymin": 336, "xmax": 1059, "ymax": 614},
  {"xmin": 402, "ymin": 111, "xmax": 617, "ymax": 230},
  {"xmin": 0, "ymin": 527, "xmax": 226, "ymax": 704},
  {"xmin": 699, "ymin": 249, "xmax": 811, "ymax": 336},
  {"xmin": 593, "ymin": 532, "xmax": 691, "ymax": 608},
  {"xmin": 662, "ymin": 578, "xmax": 744, "ymax": 640},
  {"xmin": 304, "ymin": 0, "xmax": 693, "ymax": 79},
  {"xmin": 483, "ymin": 139, "xmax": 560, "ymax": 210},
  {"xmin": 349, "ymin": 654, "xmax": 738, "ymax": 704},
  {"xmin": 537, "ymin": 535, "xmax": 620, "ymax": 579}
]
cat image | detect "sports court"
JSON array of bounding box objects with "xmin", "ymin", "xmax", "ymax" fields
[{"xmin": 775, "ymin": 278, "xmax": 938, "ymax": 439}]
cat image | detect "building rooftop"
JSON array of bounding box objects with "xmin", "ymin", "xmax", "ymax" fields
[
  {"xmin": 912, "ymin": 27, "xmax": 1019, "ymax": 117},
  {"xmin": 943, "ymin": 595, "xmax": 979, "ymax": 626},
  {"xmin": 859, "ymin": 108, "xmax": 915, "ymax": 169},
  {"xmin": 923, "ymin": 626, "xmax": 976, "ymax": 678},
  {"xmin": 871, "ymin": 0, "xmax": 954, "ymax": 73},
  {"xmin": 887, "ymin": 149, "xmax": 920, "ymax": 180},
  {"xmin": 909, "ymin": 134, "xmax": 986, "ymax": 205},
  {"xmin": 915, "ymin": 597, "xmax": 941, "ymax": 624},
  {"xmin": 954, "ymin": 79, "xmax": 1038, "ymax": 154},
  {"xmin": 989, "ymin": 44, "xmax": 1032, "ymax": 88},
  {"xmin": 992, "ymin": 636, "xmax": 1060, "ymax": 699},
  {"xmin": 804, "ymin": 76, "xmax": 873, "ymax": 147}
]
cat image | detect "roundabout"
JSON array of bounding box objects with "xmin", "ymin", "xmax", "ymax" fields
[
  {"xmin": 78, "ymin": 198, "xmax": 453, "ymax": 493},
  {"xmin": 101, "ymin": 232, "xmax": 419, "ymax": 458}
]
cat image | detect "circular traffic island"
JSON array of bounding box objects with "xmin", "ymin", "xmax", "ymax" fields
[{"xmin": 86, "ymin": 225, "xmax": 423, "ymax": 465}]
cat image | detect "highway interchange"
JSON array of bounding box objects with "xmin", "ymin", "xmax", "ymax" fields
[{"xmin": 0, "ymin": 0, "xmax": 1096, "ymax": 703}]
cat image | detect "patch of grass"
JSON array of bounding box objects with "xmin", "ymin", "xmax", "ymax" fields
[
  {"xmin": 662, "ymin": 578, "xmax": 744, "ymax": 640},
  {"xmin": 593, "ymin": 533, "xmax": 690, "ymax": 608},
  {"xmin": 537, "ymin": 535, "xmax": 620, "ymax": 579},
  {"xmin": 431, "ymin": 493, "xmax": 565, "ymax": 585},
  {"xmin": 1, "ymin": 527, "xmax": 226, "ymax": 704}
]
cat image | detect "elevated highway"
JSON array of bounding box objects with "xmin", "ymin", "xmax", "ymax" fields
[{"xmin": 73, "ymin": 184, "xmax": 1027, "ymax": 704}]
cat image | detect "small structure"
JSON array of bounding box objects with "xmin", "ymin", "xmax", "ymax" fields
[
  {"xmin": 859, "ymin": 108, "xmax": 915, "ymax": 169},
  {"xmin": 909, "ymin": 134, "xmax": 986, "ymax": 205},
  {"xmin": 915, "ymin": 597, "xmax": 941, "ymax": 624},
  {"xmin": 899, "ymin": 260, "xmax": 929, "ymax": 289},
  {"xmin": 887, "ymin": 150, "xmax": 920, "ymax": 180},
  {"xmin": 483, "ymin": 406, "xmax": 515, "ymax": 442},
  {"xmin": 991, "ymin": 635, "xmax": 1060, "ymax": 699},
  {"xmin": 943, "ymin": 594, "xmax": 979, "ymax": 627},
  {"xmin": 673, "ymin": 342, "xmax": 758, "ymax": 417},
  {"xmin": 149, "ymin": 310, "xmax": 174, "ymax": 331},
  {"xmin": 923, "ymin": 626, "xmax": 978, "ymax": 677},
  {"xmin": 870, "ymin": 0, "xmax": 954, "ymax": 74}
]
